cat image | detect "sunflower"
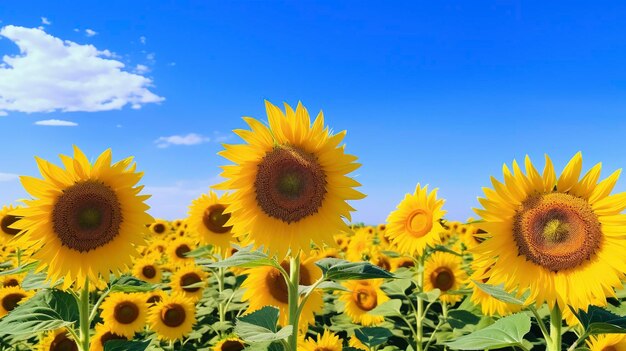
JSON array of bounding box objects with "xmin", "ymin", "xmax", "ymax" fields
[
  {"xmin": 299, "ymin": 329, "xmax": 343, "ymax": 351},
  {"xmin": 349, "ymin": 336, "xmax": 368, "ymax": 350},
  {"xmin": 423, "ymin": 251, "xmax": 467, "ymax": 304},
  {"xmin": 1, "ymin": 273, "xmax": 25, "ymax": 288},
  {"xmin": 369, "ymin": 251, "xmax": 392, "ymax": 272},
  {"xmin": 172, "ymin": 219, "xmax": 184, "ymax": 228},
  {"xmin": 339, "ymin": 279, "xmax": 389, "ymax": 326},
  {"xmin": 143, "ymin": 290, "xmax": 167, "ymax": 306},
  {"xmin": 89, "ymin": 323, "xmax": 128, "ymax": 351},
  {"xmin": 100, "ymin": 292, "xmax": 148, "ymax": 338},
  {"xmin": 0, "ymin": 205, "xmax": 21, "ymax": 243},
  {"xmin": 386, "ymin": 184, "xmax": 446, "ymax": 256},
  {"xmin": 149, "ymin": 219, "xmax": 170, "ymax": 236},
  {"xmin": 213, "ymin": 337, "xmax": 246, "ymax": 351},
  {"xmin": 170, "ymin": 264, "xmax": 208, "ymax": 302},
  {"xmin": 391, "ymin": 257, "xmax": 415, "ymax": 272},
  {"xmin": 188, "ymin": 191, "xmax": 235, "ymax": 254},
  {"xmin": 167, "ymin": 238, "xmax": 197, "ymax": 265},
  {"xmin": 587, "ymin": 334, "xmax": 626, "ymax": 351},
  {"xmin": 147, "ymin": 293, "xmax": 196, "ymax": 342},
  {"xmin": 468, "ymin": 258, "xmax": 522, "ymax": 316},
  {"xmin": 215, "ymin": 101, "xmax": 365, "ymax": 259},
  {"xmin": 132, "ymin": 257, "xmax": 162, "ymax": 284},
  {"xmin": 346, "ymin": 227, "xmax": 374, "ymax": 262},
  {"xmin": 241, "ymin": 253, "xmax": 323, "ymax": 327},
  {"xmin": 11, "ymin": 146, "xmax": 152, "ymax": 290},
  {"xmin": 37, "ymin": 328, "xmax": 79, "ymax": 351},
  {"xmin": 0, "ymin": 286, "xmax": 34, "ymax": 317},
  {"xmin": 334, "ymin": 233, "xmax": 350, "ymax": 251},
  {"xmin": 474, "ymin": 153, "xmax": 626, "ymax": 311}
]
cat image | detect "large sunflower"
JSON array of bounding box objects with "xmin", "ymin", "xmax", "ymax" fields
[
  {"xmin": 468, "ymin": 258, "xmax": 522, "ymax": 316},
  {"xmin": 37, "ymin": 328, "xmax": 79, "ymax": 351},
  {"xmin": 299, "ymin": 329, "xmax": 343, "ymax": 351},
  {"xmin": 474, "ymin": 153, "xmax": 626, "ymax": 311},
  {"xmin": 100, "ymin": 292, "xmax": 148, "ymax": 338},
  {"xmin": 423, "ymin": 251, "xmax": 467, "ymax": 304},
  {"xmin": 147, "ymin": 293, "xmax": 196, "ymax": 342},
  {"xmin": 386, "ymin": 184, "xmax": 446, "ymax": 256},
  {"xmin": 215, "ymin": 101, "xmax": 365, "ymax": 259},
  {"xmin": 187, "ymin": 191, "xmax": 234, "ymax": 254},
  {"xmin": 586, "ymin": 334, "xmax": 626, "ymax": 351},
  {"xmin": 339, "ymin": 279, "xmax": 389, "ymax": 326},
  {"xmin": 11, "ymin": 146, "xmax": 152, "ymax": 289}
]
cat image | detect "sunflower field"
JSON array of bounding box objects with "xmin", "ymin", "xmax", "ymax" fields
[{"xmin": 2, "ymin": 101, "xmax": 626, "ymax": 351}]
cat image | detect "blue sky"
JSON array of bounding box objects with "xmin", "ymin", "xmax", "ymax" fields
[{"xmin": 1, "ymin": 1, "xmax": 626, "ymax": 224}]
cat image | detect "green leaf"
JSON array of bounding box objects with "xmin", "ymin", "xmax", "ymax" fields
[
  {"xmin": 323, "ymin": 261, "xmax": 394, "ymax": 281},
  {"xmin": 315, "ymin": 258, "xmax": 346, "ymax": 274},
  {"xmin": 45, "ymin": 290, "xmax": 79, "ymax": 323},
  {"xmin": 104, "ymin": 339, "xmax": 151, "ymax": 351},
  {"xmin": 431, "ymin": 245, "xmax": 462, "ymax": 256},
  {"xmin": 445, "ymin": 313, "xmax": 532, "ymax": 350},
  {"xmin": 354, "ymin": 327, "xmax": 393, "ymax": 347},
  {"xmin": 379, "ymin": 251, "xmax": 401, "ymax": 258},
  {"xmin": 235, "ymin": 306, "xmax": 293, "ymax": 343},
  {"xmin": 472, "ymin": 281, "xmax": 527, "ymax": 305},
  {"xmin": 109, "ymin": 276, "xmax": 157, "ymax": 293},
  {"xmin": 447, "ymin": 310, "xmax": 481, "ymax": 329},
  {"xmin": 0, "ymin": 261, "xmax": 38, "ymax": 276},
  {"xmin": 573, "ymin": 305, "xmax": 626, "ymax": 335},
  {"xmin": 184, "ymin": 244, "xmax": 214, "ymax": 258},
  {"xmin": 367, "ymin": 299, "xmax": 402, "ymax": 317},
  {"xmin": 0, "ymin": 290, "xmax": 76, "ymax": 336},
  {"xmin": 416, "ymin": 289, "xmax": 441, "ymax": 303},
  {"xmin": 208, "ymin": 249, "xmax": 280, "ymax": 270},
  {"xmin": 382, "ymin": 278, "xmax": 412, "ymax": 296}
]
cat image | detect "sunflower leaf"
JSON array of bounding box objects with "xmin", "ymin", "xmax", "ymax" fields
[
  {"xmin": 321, "ymin": 260, "xmax": 394, "ymax": 281},
  {"xmin": 0, "ymin": 261, "xmax": 38, "ymax": 276},
  {"xmin": 472, "ymin": 281, "xmax": 527, "ymax": 305},
  {"xmin": 354, "ymin": 327, "xmax": 393, "ymax": 347},
  {"xmin": 235, "ymin": 306, "xmax": 293, "ymax": 343},
  {"xmin": 0, "ymin": 290, "xmax": 75, "ymax": 336},
  {"xmin": 367, "ymin": 299, "xmax": 402, "ymax": 316},
  {"xmin": 572, "ymin": 305, "xmax": 626, "ymax": 335},
  {"xmin": 447, "ymin": 310, "xmax": 481, "ymax": 329},
  {"xmin": 445, "ymin": 312, "xmax": 532, "ymax": 350},
  {"xmin": 103, "ymin": 339, "xmax": 151, "ymax": 351},
  {"xmin": 184, "ymin": 244, "xmax": 214, "ymax": 258},
  {"xmin": 109, "ymin": 276, "xmax": 156, "ymax": 293},
  {"xmin": 208, "ymin": 249, "xmax": 280, "ymax": 270}
]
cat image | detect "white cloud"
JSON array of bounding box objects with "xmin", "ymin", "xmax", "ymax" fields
[
  {"xmin": 41, "ymin": 17, "xmax": 51, "ymax": 25},
  {"xmin": 155, "ymin": 133, "xmax": 211, "ymax": 148},
  {"xmin": 85, "ymin": 28, "xmax": 97, "ymax": 37},
  {"xmin": 139, "ymin": 36, "xmax": 146, "ymax": 44},
  {"xmin": 0, "ymin": 172, "xmax": 19, "ymax": 182},
  {"xmin": 34, "ymin": 119, "xmax": 78, "ymax": 126},
  {"xmin": 135, "ymin": 64, "xmax": 149, "ymax": 74},
  {"xmin": 0, "ymin": 25, "xmax": 164, "ymax": 115},
  {"xmin": 146, "ymin": 52, "xmax": 155, "ymax": 61},
  {"xmin": 0, "ymin": 111, "xmax": 7, "ymax": 116},
  {"xmin": 168, "ymin": 62, "xmax": 176, "ymax": 66}
]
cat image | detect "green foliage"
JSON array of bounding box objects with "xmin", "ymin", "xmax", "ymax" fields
[
  {"xmin": 234, "ymin": 306, "xmax": 293, "ymax": 343},
  {"xmin": 104, "ymin": 339, "xmax": 151, "ymax": 351},
  {"xmin": 316, "ymin": 258, "xmax": 394, "ymax": 281},
  {"xmin": 573, "ymin": 305, "xmax": 626, "ymax": 335},
  {"xmin": 472, "ymin": 281, "xmax": 527, "ymax": 305},
  {"xmin": 445, "ymin": 313, "xmax": 532, "ymax": 350},
  {"xmin": 354, "ymin": 327, "xmax": 393, "ymax": 347}
]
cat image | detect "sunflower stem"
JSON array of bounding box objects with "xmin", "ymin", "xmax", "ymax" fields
[
  {"xmin": 529, "ymin": 305, "xmax": 552, "ymax": 346},
  {"xmin": 548, "ymin": 304, "xmax": 563, "ymax": 351},
  {"xmin": 78, "ymin": 278, "xmax": 90, "ymax": 351},
  {"xmin": 287, "ymin": 253, "xmax": 301, "ymax": 351},
  {"xmin": 217, "ymin": 266, "xmax": 226, "ymax": 337},
  {"xmin": 416, "ymin": 254, "xmax": 425, "ymax": 351}
]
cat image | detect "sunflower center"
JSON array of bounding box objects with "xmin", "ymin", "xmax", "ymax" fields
[
  {"xmin": 142, "ymin": 265, "xmax": 157, "ymax": 279},
  {"xmin": 161, "ymin": 303, "xmax": 186, "ymax": 327},
  {"xmin": 113, "ymin": 301, "xmax": 140, "ymax": 324},
  {"xmin": 255, "ymin": 146, "xmax": 327, "ymax": 224},
  {"xmin": 603, "ymin": 347, "xmax": 618, "ymax": 351},
  {"xmin": 153, "ymin": 223, "xmax": 166, "ymax": 234},
  {"xmin": 221, "ymin": 340, "xmax": 245, "ymax": 351},
  {"xmin": 180, "ymin": 273, "xmax": 202, "ymax": 293},
  {"xmin": 398, "ymin": 259, "xmax": 415, "ymax": 269},
  {"xmin": 266, "ymin": 261, "xmax": 312, "ymax": 304},
  {"xmin": 146, "ymin": 294, "xmax": 162, "ymax": 305},
  {"xmin": 3, "ymin": 279, "xmax": 19, "ymax": 287},
  {"xmin": 512, "ymin": 192, "xmax": 602, "ymax": 272},
  {"xmin": 203, "ymin": 204, "xmax": 232, "ymax": 234},
  {"xmin": 0, "ymin": 214, "xmax": 21, "ymax": 235},
  {"xmin": 175, "ymin": 244, "xmax": 191, "ymax": 258},
  {"xmin": 100, "ymin": 331, "xmax": 127, "ymax": 347},
  {"xmin": 1, "ymin": 293, "xmax": 25, "ymax": 312},
  {"xmin": 405, "ymin": 209, "xmax": 433, "ymax": 238},
  {"xmin": 353, "ymin": 285, "xmax": 378, "ymax": 311},
  {"xmin": 431, "ymin": 267, "xmax": 455, "ymax": 291},
  {"xmin": 52, "ymin": 181, "xmax": 122, "ymax": 252},
  {"xmin": 374, "ymin": 256, "xmax": 391, "ymax": 271},
  {"xmin": 50, "ymin": 333, "xmax": 78, "ymax": 351}
]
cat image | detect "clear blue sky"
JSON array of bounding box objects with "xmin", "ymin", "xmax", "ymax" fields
[{"xmin": 1, "ymin": 1, "xmax": 626, "ymax": 224}]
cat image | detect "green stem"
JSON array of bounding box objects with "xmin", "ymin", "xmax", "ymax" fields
[
  {"xmin": 529, "ymin": 305, "xmax": 552, "ymax": 346},
  {"xmin": 16, "ymin": 248, "xmax": 21, "ymax": 267},
  {"xmin": 78, "ymin": 278, "xmax": 90, "ymax": 351},
  {"xmin": 416, "ymin": 254, "xmax": 425, "ymax": 351},
  {"xmin": 287, "ymin": 254, "xmax": 301, "ymax": 351},
  {"xmin": 217, "ymin": 266, "xmax": 226, "ymax": 337},
  {"xmin": 549, "ymin": 304, "xmax": 562, "ymax": 351}
]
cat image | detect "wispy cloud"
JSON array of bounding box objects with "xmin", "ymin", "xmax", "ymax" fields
[
  {"xmin": 155, "ymin": 133, "xmax": 211, "ymax": 148},
  {"xmin": 0, "ymin": 25, "xmax": 164, "ymax": 115},
  {"xmin": 85, "ymin": 28, "xmax": 97, "ymax": 37},
  {"xmin": 41, "ymin": 17, "xmax": 51, "ymax": 25},
  {"xmin": 34, "ymin": 119, "xmax": 78, "ymax": 127},
  {"xmin": 0, "ymin": 172, "xmax": 19, "ymax": 182},
  {"xmin": 135, "ymin": 64, "xmax": 150, "ymax": 74},
  {"xmin": 139, "ymin": 36, "xmax": 146, "ymax": 44}
]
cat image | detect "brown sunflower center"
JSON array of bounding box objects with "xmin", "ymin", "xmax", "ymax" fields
[
  {"xmin": 398, "ymin": 259, "xmax": 415, "ymax": 269},
  {"xmin": 405, "ymin": 209, "xmax": 433, "ymax": 238},
  {"xmin": 315, "ymin": 348, "xmax": 334, "ymax": 351},
  {"xmin": 603, "ymin": 347, "xmax": 618, "ymax": 351},
  {"xmin": 52, "ymin": 181, "xmax": 122, "ymax": 252},
  {"xmin": 1, "ymin": 293, "xmax": 25, "ymax": 312},
  {"xmin": 142, "ymin": 265, "xmax": 157, "ymax": 279},
  {"xmin": 431, "ymin": 267, "xmax": 455, "ymax": 291},
  {"xmin": 50, "ymin": 333, "xmax": 78, "ymax": 351},
  {"xmin": 0, "ymin": 214, "xmax": 21, "ymax": 235},
  {"xmin": 99, "ymin": 331, "xmax": 127, "ymax": 347},
  {"xmin": 374, "ymin": 256, "xmax": 391, "ymax": 271},
  {"xmin": 203, "ymin": 204, "xmax": 232, "ymax": 234},
  {"xmin": 512, "ymin": 192, "xmax": 602, "ymax": 272},
  {"xmin": 221, "ymin": 340, "xmax": 245, "ymax": 351},
  {"xmin": 255, "ymin": 146, "xmax": 327, "ymax": 223},
  {"xmin": 146, "ymin": 295, "xmax": 162, "ymax": 305},
  {"xmin": 3, "ymin": 279, "xmax": 19, "ymax": 287},
  {"xmin": 353, "ymin": 284, "xmax": 378, "ymax": 311},
  {"xmin": 175, "ymin": 244, "xmax": 191, "ymax": 258},
  {"xmin": 113, "ymin": 301, "xmax": 140, "ymax": 324},
  {"xmin": 266, "ymin": 261, "xmax": 312, "ymax": 304},
  {"xmin": 161, "ymin": 303, "xmax": 186, "ymax": 327},
  {"xmin": 153, "ymin": 223, "xmax": 166, "ymax": 234},
  {"xmin": 180, "ymin": 272, "xmax": 202, "ymax": 293}
]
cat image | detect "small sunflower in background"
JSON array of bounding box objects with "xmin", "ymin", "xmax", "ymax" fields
[
  {"xmin": 391, "ymin": 256, "xmax": 415, "ymax": 272},
  {"xmin": 89, "ymin": 323, "xmax": 128, "ymax": 351},
  {"xmin": 0, "ymin": 205, "xmax": 21, "ymax": 243},
  {"xmin": 299, "ymin": 329, "xmax": 343, "ymax": 351},
  {"xmin": 215, "ymin": 101, "xmax": 365, "ymax": 259},
  {"xmin": 149, "ymin": 219, "xmax": 170, "ymax": 236},
  {"xmin": 474, "ymin": 153, "xmax": 626, "ymax": 311},
  {"xmin": 167, "ymin": 238, "xmax": 197, "ymax": 265},
  {"xmin": 213, "ymin": 337, "xmax": 246, "ymax": 351},
  {"xmin": 100, "ymin": 292, "xmax": 148, "ymax": 338},
  {"xmin": 386, "ymin": 184, "xmax": 446, "ymax": 256},
  {"xmin": 148, "ymin": 293, "xmax": 196, "ymax": 342},
  {"xmin": 345, "ymin": 227, "xmax": 374, "ymax": 262},
  {"xmin": 340, "ymin": 279, "xmax": 389, "ymax": 326},
  {"xmin": 423, "ymin": 251, "xmax": 467, "ymax": 304},
  {"xmin": 586, "ymin": 334, "xmax": 626, "ymax": 351},
  {"xmin": 0, "ymin": 286, "xmax": 34, "ymax": 317},
  {"xmin": 143, "ymin": 290, "xmax": 167, "ymax": 306},
  {"xmin": 241, "ymin": 253, "xmax": 323, "ymax": 328},
  {"xmin": 132, "ymin": 257, "xmax": 162, "ymax": 284},
  {"xmin": 188, "ymin": 191, "xmax": 235, "ymax": 255},
  {"xmin": 170, "ymin": 264, "xmax": 208, "ymax": 302},
  {"xmin": 1, "ymin": 273, "xmax": 25, "ymax": 288},
  {"xmin": 11, "ymin": 146, "xmax": 152, "ymax": 290},
  {"xmin": 36, "ymin": 328, "xmax": 78, "ymax": 351}
]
